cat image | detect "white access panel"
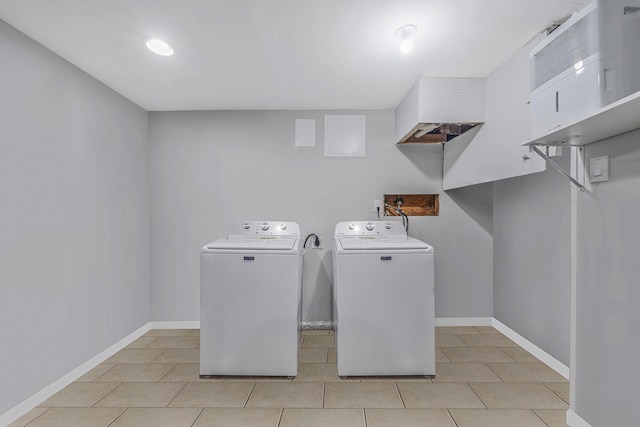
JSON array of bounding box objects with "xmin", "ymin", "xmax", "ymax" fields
[
  {"xmin": 324, "ymin": 115, "xmax": 366, "ymax": 157},
  {"xmin": 200, "ymin": 251, "xmax": 300, "ymax": 376}
]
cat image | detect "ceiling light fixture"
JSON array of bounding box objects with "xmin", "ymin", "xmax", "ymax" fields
[
  {"xmin": 145, "ymin": 38, "xmax": 174, "ymax": 56},
  {"xmin": 396, "ymin": 24, "xmax": 417, "ymax": 54}
]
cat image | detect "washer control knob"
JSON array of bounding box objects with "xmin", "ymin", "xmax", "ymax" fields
[
  {"xmin": 385, "ymin": 223, "xmax": 392, "ymax": 230},
  {"xmin": 366, "ymin": 222, "xmax": 375, "ymax": 231},
  {"xmin": 280, "ymin": 223, "xmax": 287, "ymax": 231},
  {"xmin": 242, "ymin": 222, "xmax": 251, "ymax": 230},
  {"xmin": 348, "ymin": 223, "xmax": 355, "ymax": 231},
  {"xmin": 260, "ymin": 222, "xmax": 270, "ymax": 231}
]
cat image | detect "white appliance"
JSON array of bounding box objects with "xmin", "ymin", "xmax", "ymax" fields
[
  {"xmin": 332, "ymin": 221, "xmax": 435, "ymax": 377},
  {"xmin": 200, "ymin": 221, "xmax": 302, "ymax": 377},
  {"xmin": 530, "ymin": 0, "xmax": 640, "ymax": 137}
]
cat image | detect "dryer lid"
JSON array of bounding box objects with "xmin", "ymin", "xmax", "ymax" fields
[
  {"xmin": 206, "ymin": 236, "xmax": 298, "ymax": 250},
  {"xmin": 337, "ymin": 236, "xmax": 431, "ymax": 251}
]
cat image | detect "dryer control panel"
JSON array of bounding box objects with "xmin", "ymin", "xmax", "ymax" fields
[
  {"xmin": 334, "ymin": 221, "xmax": 406, "ymax": 237},
  {"xmin": 228, "ymin": 221, "xmax": 300, "ymax": 237}
]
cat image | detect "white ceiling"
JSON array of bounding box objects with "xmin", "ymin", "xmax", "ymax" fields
[{"xmin": 0, "ymin": 0, "xmax": 590, "ymax": 111}]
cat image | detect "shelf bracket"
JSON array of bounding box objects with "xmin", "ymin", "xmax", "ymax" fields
[{"xmin": 529, "ymin": 145, "xmax": 585, "ymax": 192}]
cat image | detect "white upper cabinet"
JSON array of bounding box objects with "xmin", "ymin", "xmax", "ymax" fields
[{"xmin": 442, "ymin": 36, "xmax": 547, "ymax": 190}]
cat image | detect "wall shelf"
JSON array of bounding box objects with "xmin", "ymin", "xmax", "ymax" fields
[{"xmin": 523, "ymin": 90, "xmax": 640, "ymax": 147}]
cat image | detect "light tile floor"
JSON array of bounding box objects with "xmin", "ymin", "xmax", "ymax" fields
[{"xmin": 10, "ymin": 327, "xmax": 569, "ymax": 426}]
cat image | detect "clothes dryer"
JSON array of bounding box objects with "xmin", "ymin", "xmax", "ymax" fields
[
  {"xmin": 332, "ymin": 221, "xmax": 435, "ymax": 377},
  {"xmin": 200, "ymin": 221, "xmax": 302, "ymax": 377}
]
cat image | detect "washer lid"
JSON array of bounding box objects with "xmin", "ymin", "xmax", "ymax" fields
[
  {"xmin": 206, "ymin": 236, "xmax": 298, "ymax": 250},
  {"xmin": 337, "ymin": 236, "xmax": 432, "ymax": 251}
]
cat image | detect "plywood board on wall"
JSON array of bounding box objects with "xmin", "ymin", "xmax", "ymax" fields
[{"xmin": 384, "ymin": 194, "xmax": 439, "ymax": 216}]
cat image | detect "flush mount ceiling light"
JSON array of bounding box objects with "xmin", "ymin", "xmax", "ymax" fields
[
  {"xmin": 145, "ymin": 38, "xmax": 174, "ymax": 56},
  {"xmin": 396, "ymin": 24, "xmax": 417, "ymax": 54}
]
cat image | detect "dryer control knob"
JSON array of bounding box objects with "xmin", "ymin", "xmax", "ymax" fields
[
  {"xmin": 243, "ymin": 222, "xmax": 251, "ymax": 230},
  {"xmin": 280, "ymin": 223, "xmax": 287, "ymax": 230},
  {"xmin": 385, "ymin": 223, "xmax": 392, "ymax": 229},
  {"xmin": 366, "ymin": 222, "xmax": 375, "ymax": 231},
  {"xmin": 260, "ymin": 222, "xmax": 270, "ymax": 231},
  {"xmin": 348, "ymin": 224, "xmax": 355, "ymax": 230}
]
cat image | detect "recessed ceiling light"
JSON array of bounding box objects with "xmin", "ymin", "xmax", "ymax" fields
[
  {"xmin": 396, "ymin": 25, "xmax": 417, "ymax": 54},
  {"xmin": 145, "ymin": 38, "xmax": 174, "ymax": 56}
]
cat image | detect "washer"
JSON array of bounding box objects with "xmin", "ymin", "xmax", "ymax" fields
[
  {"xmin": 332, "ymin": 221, "xmax": 435, "ymax": 377},
  {"xmin": 200, "ymin": 221, "xmax": 302, "ymax": 377}
]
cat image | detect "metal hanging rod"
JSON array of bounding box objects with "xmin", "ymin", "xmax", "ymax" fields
[{"xmin": 527, "ymin": 145, "xmax": 585, "ymax": 192}]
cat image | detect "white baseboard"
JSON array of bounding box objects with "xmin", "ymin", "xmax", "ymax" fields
[
  {"xmin": 491, "ymin": 318, "xmax": 569, "ymax": 379},
  {"xmin": 435, "ymin": 317, "xmax": 493, "ymax": 327},
  {"xmin": 0, "ymin": 323, "xmax": 151, "ymax": 427},
  {"xmin": 566, "ymin": 409, "xmax": 592, "ymax": 427},
  {"xmin": 150, "ymin": 320, "xmax": 200, "ymax": 329}
]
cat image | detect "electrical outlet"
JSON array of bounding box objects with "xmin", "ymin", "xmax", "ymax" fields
[
  {"xmin": 373, "ymin": 199, "xmax": 383, "ymax": 214},
  {"xmin": 589, "ymin": 155, "xmax": 609, "ymax": 183},
  {"xmin": 313, "ymin": 236, "xmax": 323, "ymax": 249}
]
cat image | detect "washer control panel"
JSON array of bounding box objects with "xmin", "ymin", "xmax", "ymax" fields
[
  {"xmin": 334, "ymin": 221, "xmax": 406, "ymax": 236},
  {"xmin": 230, "ymin": 221, "xmax": 300, "ymax": 236}
]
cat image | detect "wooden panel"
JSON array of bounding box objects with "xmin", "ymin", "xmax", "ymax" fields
[
  {"xmin": 384, "ymin": 194, "xmax": 439, "ymax": 216},
  {"xmin": 401, "ymin": 133, "xmax": 448, "ymax": 144},
  {"xmin": 398, "ymin": 122, "xmax": 480, "ymax": 144}
]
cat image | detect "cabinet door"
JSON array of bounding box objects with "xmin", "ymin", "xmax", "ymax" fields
[{"xmin": 443, "ymin": 36, "xmax": 545, "ymax": 190}]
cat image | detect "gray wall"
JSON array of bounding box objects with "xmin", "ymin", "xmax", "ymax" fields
[
  {"xmin": 0, "ymin": 20, "xmax": 150, "ymax": 415},
  {"xmin": 575, "ymin": 129, "xmax": 640, "ymax": 426},
  {"xmin": 148, "ymin": 110, "xmax": 493, "ymax": 322},
  {"xmin": 493, "ymin": 152, "xmax": 571, "ymax": 365}
]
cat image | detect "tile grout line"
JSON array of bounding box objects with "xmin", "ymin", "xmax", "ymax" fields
[
  {"xmin": 362, "ymin": 407, "xmax": 367, "ymax": 427},
  {"xmin": 156, "ymin": 362, "xmax": 178, "ymax": 382},
  {"xmin": 541, "ymin": 382, "xmax": 570, "ymax": 405},
  {"xmin": 530, "ymin": 408, "xmax": 553, "ymax": 427},
  {"xmin": 445, "ymin": 408, "xmax": 461, "ymax": 427},
  {"xmin": 20, "ymin": 407, "xmax": 51, "ymax": 427},
  {"xmin": 438, "ymin": 347, "xmax": 453, "ymax": 363},
  {"xmin": 322, "ymin": 382, "xmax": 326, "ymax": 408},
  {"xmin": 243, "ymin": 382, "xmax": 257, "ymax": 408},
  {"xmin": 394, "ymin": 382, "xmax": 406, "ymax": 409},
  {"xmin": 104, "ymin": 407, "xmax": 127, "ymax": 427},
  {"xmin": 90, "ymin": 364, "xmax": 117, "ymax": 383},
  {"xmin": 496, "ymin": 346, "xmax": 518, "ymax": 363},
  {"xmin": 142, "ymin": 336, "xmax": 160, "ymax": 348},
  {"xmin": 276, "ymin": 408, "xmax": 284, "ymax": 427},
  {"xmin": 148, "ymin": 348, "xmax": 168, "ymax": 363},
  {"xmin": 188, "ymin": 408, "xmax": 206, "ymax": 427},
  {"xmin": 91, "ymin": 382, "xmax": 124, "ymax": 408},
  {"xmin": 482, "ymin": 361, "xmax": 507, "ymax": 382},
  {"xmin": 467, "ymin": 382, "xmax": 489, "ymax": 409},
  {"xmin": 164, "ymin": 382, "xmax": 189, "ymax": 408}
]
